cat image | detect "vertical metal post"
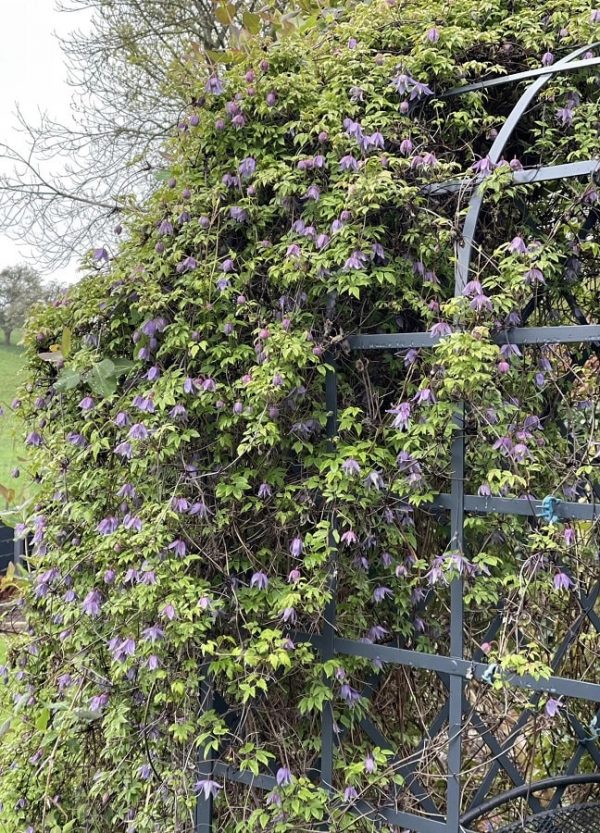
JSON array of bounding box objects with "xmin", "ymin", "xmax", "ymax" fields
[
  {"xmin": 13, "ymin": 534, "xmax": 24, "ymax": 568},
  {"xmin": 319, "ymin": 355, "xmax": 338, "ymax": 822},
  {"xmin": 195, "ymin": 673, "xmax": 215, "ymax": 833},
  {"xmin": 447, "ymin": 406, "xmax": 465, "ymax": 833}
]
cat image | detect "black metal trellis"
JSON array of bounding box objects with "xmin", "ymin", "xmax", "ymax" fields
[{"xmin": 196, "ymin": 44, "xmax": 600, "ymax": 832}]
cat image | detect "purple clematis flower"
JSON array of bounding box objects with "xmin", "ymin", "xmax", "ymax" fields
[
  {"xmin": 525, "ymin": 267, "xmax": 545, "ymax": 285},
  {"xmin": 430, "ymin": 322, "xmax": 453, "ymax": 337},
  {"xmin": 93, "ymin": 246, "xmax": 109, "ymax": 262},
  {"xmin": 276, "ymin": 767, "xmax": 292, "ymax": 787},
  {"xmin": 545, "ymin": 697, "xmax": 562, "ymax": 717},
  {"xmin": 205, "ymin": 75, "xmax": 224, "ymax": 95},
  {"xmin": 176, "ymin": 256, "xmax": 198, "ymax": 273},
  {"xmin": 410, "ymin": 80, "xmax": 433, "ymax": 99},
  {"xmin": 342, "ymin": 458, "xmax": 361, "ymax": 475},
  {"xmin": 364, "ymin": 470, "xmax": 385, "ymax": 490},
  {"xmin": 470, "ymin": 294, "xmax": 493, "ymax": 312},
  {"xmin": 290, "ymin": 537, "xmax": 303, "ymax": 557},
  {"xmin": 168, "ymin": 539, "xmax": 187, "ymax": 558},
  {"xmin": 97, "ymin": 516, "xmax": 119, "ymax": 535},
  {"xmin": 364, "ymin": 754, "xmax": 376, "ymax": 774},
  {"xmin": 554, "ymin": 571, "xmax": 572, "ymax": 591},
  {"xmin": 230, "ymin": 206, "xmax": 248, "ymax": 223},
  {"xmin": 250, "ymin": 571, "xmax": 269, "ymax": 590},
  {"xmin": 142, "ymin": 625, "xmax": 164, "ymax": 644},
  {"xmin": 344, "ymin": 786, "xmax": 359, "ymax": 802},
  {"xmin": 344, "ymin": 250, "xmax": 368, "ymax": 270},
  {"xmin": 387, "ymin": 402, "xmax": 411, "ymax": 429},
  {"xmin": 195, "ymin": 779, "xmax": 222, "ymax": 799},
  {"xmin": 239, "ymin": 157, "xmax": 256, "ymax": 178},
  {"xmin": 115, "ymin": 441, "xmax": 133, "ymax": 459},
  {"xmin": 257, "ymin": 483, "xmax": 272, "ymax": 499},
  {"xmin": 340, "ymin": 683, "xmax": 361, "ymax": 705},
  {"xmin": 128, "ymin": 423, "xmax": 149, "ymax": 441},
  {"xmin": 82, "ymin": 589, "xmax": 102, "ymax": 617},
  {"xmin": 123, "ymin": 514, "xmax": 143, "ymax": 532},
  {"xmin": 373, "ymin": 586, "xmax": 393, "ymax": 603},
  {"xmin": 413, "ymin": 387, "xmax": 436, "ymax": 405},
  {"xmin": 339, "ymin": 154, "xmax": 359, "ymax": 172},
  {"xmin": 158, "ymin": 219, "xmax": 173, "ymax": 236},
  {"xmin": 79, "ymin": 396, "xmax": 95, "ymax": 411},
  {"xmin": 67, "ymin": 432, "xmax": 87, "ymax": 448},
  {"xmin": 472, "ymin": 156, "xmax": 495, "ymax": 175},
  {"xmin": 161, "ymin": 603, "xmax": 177, "ymax": 621},
  {"xmin": 556, "ymin": 106, "xmax": 574, "ymax": 127}
]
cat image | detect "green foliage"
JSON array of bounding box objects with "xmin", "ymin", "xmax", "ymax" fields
[
  {"xmin": 1, "ymin": 0, "xmax": 599, "ymax": 830},
  {"xmin": 0, "ymin": 341, "xmax": 26, "ymax": 505}
]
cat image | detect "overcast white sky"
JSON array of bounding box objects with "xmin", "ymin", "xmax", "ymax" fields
[{"xmin": 0, "ymin": 1, "xmax": 83, "ymax": 284}]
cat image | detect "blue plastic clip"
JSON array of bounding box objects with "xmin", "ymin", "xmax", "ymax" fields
[
  {"xmin": 538, "ymin": 495, "xmax": 561, "ymax": 524},
  {"xmin": 481, "ymin": 662, "xmax": 498, "ymax": 685}
]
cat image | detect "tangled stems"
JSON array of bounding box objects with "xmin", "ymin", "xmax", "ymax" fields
[{"xmin": 1, "ymin": 0, "xmax": 600, "ymax": 830}]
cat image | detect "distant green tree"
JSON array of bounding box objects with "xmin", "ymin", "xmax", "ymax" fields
[{"xmin": 0, "ymin": 264, "xmax": 44, "ymax": 346}]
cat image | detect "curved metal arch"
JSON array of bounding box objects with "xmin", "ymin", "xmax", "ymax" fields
[{"xmin": 455, "ymin": 41, "xmax": 600, "ymax": 294}]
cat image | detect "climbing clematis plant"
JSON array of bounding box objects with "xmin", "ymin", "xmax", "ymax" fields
[{"xmin": 1, "ymin": 0, "xmax": 599, "ymax": 830}]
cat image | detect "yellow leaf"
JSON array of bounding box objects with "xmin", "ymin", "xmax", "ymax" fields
[{"xmin": 61, "ymin": 327, "xmax": 73, "ymax": 358}]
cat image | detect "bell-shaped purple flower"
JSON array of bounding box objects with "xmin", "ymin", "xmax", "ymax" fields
[
  {"xmin": 239, "ymin": 157, "xmax": 256, "ymax": 178},
  {"xmin": 82, "ymin": 589, "xmax": 102, "ymax": 617},
  {"xmin": 250, "ymin": 571, "xmax": 269, "ymax": 590},
  {"xmin": 205, "ymin": 75, "xmax": 224, "ymax": 95},
  {"xmin": 276, "ymin": 767, "xmax": 292, "ymax": 787},
  {"xmin": 176, "ymin": 256, "xmax": 198, "ymax": 274}
]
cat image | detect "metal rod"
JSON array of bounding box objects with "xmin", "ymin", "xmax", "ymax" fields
[
  {"xmin": 446, "ymin": 406, "xmax": 466, "ymax": 831},
  {"xmin": 423, "ymin": 158, "xmax": 600, "ymax": 197},
  {"xmin": 460, "ymin": 774, "xmax": 600, "ymax": 826},
  {"xmin": 451, "ymin": 42, "xmax": 600, "ymax": 293},
  {"xmin": 346, "ymin": 325, "xmax": 600, "ymax": 351},
  {"xmin": 433, "ymin": 493, "xmax": 600, "ymax": 521},
  {"xmin": 332, "ymin": 638, "xmax": 600, "ymax": 702},
  {"xmin": 195, "ymin": 674, "xmax": 215, "ymax": 833},
  {"xmin": 442, "ymin": 48, "xmax": 600, "ymax": 97},
  {"xmin": 320, "ymin": 358, "xmax": 338, "ymax": 800}
]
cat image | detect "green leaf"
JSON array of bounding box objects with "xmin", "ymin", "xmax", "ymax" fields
[
  {"xmin": 55, "ymin": 367, "xmax": 82, "ymax": 393},
  {"xmin": 215, "ymin": 2, "xmax": 236, "ymax": 24},
  {"xmin": 35, "ymin": 708, "xmax": 51, "ymax": 732},
  {"xmin": 242, "ymin": 11, "xmax": 261, "ymax": 33},
  {"xmin": 85, "ymin": 358, "xmax": 117, "ymax": 397},
  {"xmin": 110, "ymin": 357, "xmax": 135, "ymax": 377},
  {"xmin": 61, "ymin": 327, "xmax": 73, "ymax": 358}
]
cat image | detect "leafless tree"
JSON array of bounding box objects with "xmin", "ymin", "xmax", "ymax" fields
[{"xmin": 0, "ymin": 0, "xmax": 245, "ymax": 271}]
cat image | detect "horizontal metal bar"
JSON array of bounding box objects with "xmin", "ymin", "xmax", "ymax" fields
[
  {"xmin": 422, "ymin": 158, "xmax": 599, "ymax": 196},
  {"xmin": 353, "ymin": 802, "xmax": 449, "ymax": 833},
  {"xmin": 442, "ymin": 53, "xmax": 600, "ymax": 97},
  {"xmin": 432, "ymin": 493, "xmax": 600, "ymax": 521},
  {"xmin": 213, "ymin": 762, "xmax": 277, "ymax": 791},
  {"xmin": 333, "ymin": 638, "xmax": 600, "ymax": 702},
  {"xmin": 216, "ymin": 761, "xmax": 449, "ymax": 833},
  {"xmin": 493, "ymin": 325, "xmax": 600, "ymax": 345},
  {"xmin": 346, "ymin": 325, "xmax": 600, "ymax": 351},
  {"xmin": 514, "ymin": 159, "xmax": 600, "ymax": 184}
]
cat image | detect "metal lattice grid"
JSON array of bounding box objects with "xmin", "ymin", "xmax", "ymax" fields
[{"xmin": 195, "ymin": 42, "xmax": 600, "ymax": 833}]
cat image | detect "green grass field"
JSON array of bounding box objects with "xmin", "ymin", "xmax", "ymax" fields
[{"xmin": 0, "ymin": 332, "xmax": 26, "ymax": 503}]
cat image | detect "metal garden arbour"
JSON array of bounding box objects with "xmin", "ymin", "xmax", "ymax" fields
[{"xmin": 196, "ymin": 43, "xmax": 600, "ymax": 832}]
